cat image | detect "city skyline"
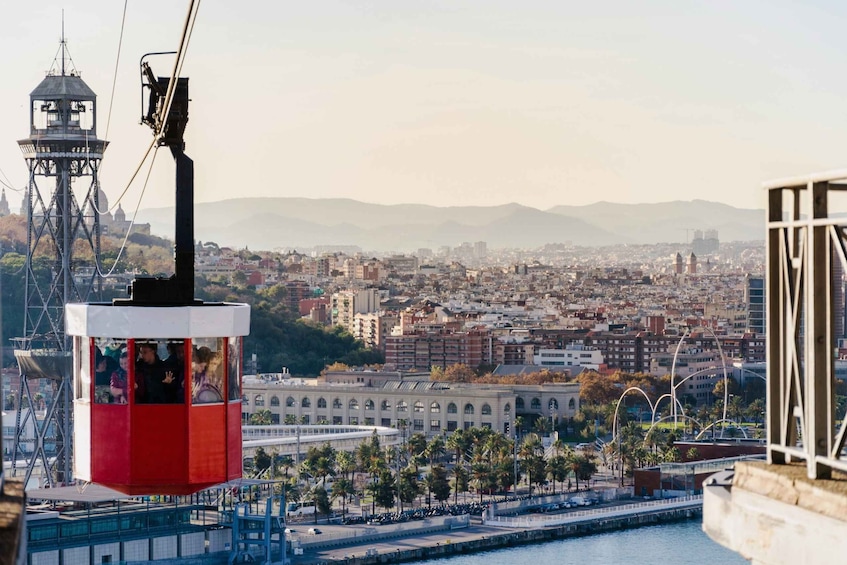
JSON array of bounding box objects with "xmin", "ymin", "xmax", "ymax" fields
[{"xmin": 2, "ymin": 2, "xmax": 847, "ymax": 214}]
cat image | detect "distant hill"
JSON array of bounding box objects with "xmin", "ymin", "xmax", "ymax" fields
[
  {"xmin": 546, "ymin": 200, "xmax": 764, "ymax": 244},
  {"xmin": 136, "ymin": 198, "xmax": 763, "ymax": 251}
]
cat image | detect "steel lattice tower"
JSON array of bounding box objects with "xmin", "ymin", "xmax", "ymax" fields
[{"xmin": 10, "ymin": 36, "xmax": 107, "ymax": 488}]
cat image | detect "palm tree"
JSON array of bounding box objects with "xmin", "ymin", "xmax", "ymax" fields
[
  {"xmin": 407, "ymin": 432, "xmax": 428, "ymax": 467},
  {"xmin": 451, "ymin": 465, "xmax": 469, "ymax": 504},
  {"xmin": 424, "ymin": 434, "xmax": 446, "ymax": 465},
  {"xmin": 331, "ymin": 478, "xmax": 355, "ymax": 515},
  {"xmin": 533, "ymin": 416, "xmax": 552, "ymax": 435},
  {"xmin": 547, "ymin": 454, "xmax": 569, "ymax": 494},
  {"xmin": 446, "ymin": 428, "xmax": 469, "ymax": 467},
  {"xmin": 278, "ymin": 455, "xmax": 294, "ymax": 478},
  {"xmin": 249, "ymin": 409, "xmax": 272, "ymax": 425},
  {"xmin": 519, "ymin": 433, "xmax": 544, "ymax": 496},
  {"xmin": 570, "ymin": 453, "xmax": 598, "ymax": 490},
  {"xmin": 335, "ymin": 450, "xmax": 355, "ymax": 482}
]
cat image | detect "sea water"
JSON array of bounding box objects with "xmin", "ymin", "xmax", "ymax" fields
[{"xmin": 414, "ymin": 519, "xmax": 747, "ymax": 565}]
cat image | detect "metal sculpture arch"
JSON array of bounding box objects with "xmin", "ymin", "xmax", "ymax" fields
[{"xmin": 670, "ymin": 326, "xmax": 729, "ymax": 430}]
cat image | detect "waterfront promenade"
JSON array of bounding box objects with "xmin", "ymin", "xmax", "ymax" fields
[{"xmin": 296, "ymin": 495, "xmax": 703, "ymax": 564}]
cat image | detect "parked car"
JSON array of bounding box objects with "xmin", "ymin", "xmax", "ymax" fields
[{"xmin": 308, "ymin": 527, "xmax": 322, "ymax": 535}]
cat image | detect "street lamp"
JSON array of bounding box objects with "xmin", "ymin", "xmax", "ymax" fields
[
  {"xmin": 395, "ymin": 419, "xmax": 407, "ymax": 514},
  {"xmin": 506, "ymin": 413, "xmax": 518, "ymax": 500}
]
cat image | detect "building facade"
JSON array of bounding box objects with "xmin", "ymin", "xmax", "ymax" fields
[{"xmin": 241, "ymin": 376, "xmax": 580, "ymax": 436}]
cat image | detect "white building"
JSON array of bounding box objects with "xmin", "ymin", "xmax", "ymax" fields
[
  {"xmin": 241, "ymin": 377, "xmax": 580, "ymax": 437},
  {"xmin": 534, "ymin": 344, "xmax": 604, "ymax": 370},
  {"xmin": 331, "ymin": 289, "xmax": 380, "ymax": 333}
]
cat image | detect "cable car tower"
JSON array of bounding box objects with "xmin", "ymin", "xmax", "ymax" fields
[{"xmin": 11, "ymin": 32, "xmax": 107, "ymax": 487}]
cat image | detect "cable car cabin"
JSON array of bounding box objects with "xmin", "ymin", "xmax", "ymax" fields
[{"xmin": 66, "ymin": 302, "xmax": 250, "ymax": 495}]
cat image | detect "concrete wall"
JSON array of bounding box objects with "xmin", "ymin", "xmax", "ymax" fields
[
  {"xmin": 28, "ymin": 551, "xmax": 58, "ymax": 565},
  {"xmin": 29, "ymin": 528, "xmax": 232, "ymax": 565},
  {"xmin": 489, "ymin": 488, "xmax": 631, "ymax": 516},
  {"xmin": 91, "ymin": 542, "xmax": 119, "ymax": 564},
  {"xmin": 180, "ymin": 532, "xmax": 206, "ymax": 557},
  {"xmin": 207, "ymin": 527, "xmax": 232, "ymax": 553},
  {"xmin": 122, "ymin": 539, "xmax": 149, "ymax": 562},
  {"xmin": 60, "ymin": 547, "xmax": 87, "ymax": 565},
  {"xmin": 704, "ymin": 463, "xmax": 847, "ymax": 564},
  {"xmin": 151, "ymin": 535, "xmax": 177, "ymax": 560}
]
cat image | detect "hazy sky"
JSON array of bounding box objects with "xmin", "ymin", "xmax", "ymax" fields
[{"xmin": 2, "ymin": 1, "xmax": 847, "ymax": 214}]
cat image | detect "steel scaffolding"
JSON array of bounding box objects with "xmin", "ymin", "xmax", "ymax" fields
[{"xmin": 10, "ymin": 36, "xmax": 107, "ymax": 488}]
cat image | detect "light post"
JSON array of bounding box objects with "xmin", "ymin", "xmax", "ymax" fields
[
  {"xmin": 618, "ymin": 415, "xmax": 623, "ymax": 488},
  {"xmin": 395, "ymin": 419, "xmax": 407, "ymax": 514},
  {"xmin": 507, "ymin": 413, "xmax": 519, "ymax": 499}
]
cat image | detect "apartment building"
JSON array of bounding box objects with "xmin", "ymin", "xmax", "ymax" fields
[
  {"xmin": 384, "ymin": 330, "xmax": 489, "ymax": 371},
  {"xmin": 331, "ymin": 288, "xmax": 380, "ymax": 333}
]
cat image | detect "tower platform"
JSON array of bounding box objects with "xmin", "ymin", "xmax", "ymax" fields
[{"xmin": 703, "ymin": 461, "xmax": 847, "ymax": 564}]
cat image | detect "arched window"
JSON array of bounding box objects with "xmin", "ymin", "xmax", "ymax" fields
[
  {"xmin": 464, "ymin": 403, "xmax": 475, "ymax": 415},
  {"xmin": 365, "ymin": 399, "xmax": 375, "ymax": 411},
  {"xmin": 254, "ymin": 395, "xmax": 265, "ymax": 407},
  {"xmin": 481, "ymin": 403, "xmax": 491, "ymax": 416},
  {"xmin": 413, "ymin": 401, "xmax": 425, "ymax": 413},
  {"xmin": 530, "ymin": 397, "xmax": 541, "ymax": 410},
  {"xmin": 333, "ymin": 398, "xmax": 342, "ymax": 409},
  {"xmin": 286, "ymin": 396, "xmax": 296, "ymax": 408},
  {"xmin": 269, "ymin": 396, "xmax": 280, "ymax": 407},
  {"xmin": 301, "ymin": 397, "xmax": 311, "ymax": 408},
  {"xmin": 397, "ymin": 400, "xmax": 408, "ymax": 412},
  {"xmin": 430, "ymin": 402, "xmax": 441, "ymax": 413},
  {"xmin": 568, "ymin": 398, "xmax": 576, "ymax": 410},
  {"xmin": 349, "ymin": 398, "xmax": 360, "ymax": 410},
  {"xmin": 548, "ymin": 398, "xmax": 559, "ymax": 411},
  {"xmin": 242, "ymin": 394, "xmax": 248, "ymax": 404},
  {"xmin": 504, "ymin": 403, "xmax": 511, "ymax": 414},
  {"xmin": 515, "ymin": 397, "xmax": 525, "ymax": 410},
  {"xmin": 447, "ymin": 402, "xmax": 457, "ymax": 414},
  {"xmin": 317, "ymin": 397, "xmax": 327, "ymax": 409},
  {"xmin": 381, "ymin": 400, "xmax": 391, "ymax": 411}
]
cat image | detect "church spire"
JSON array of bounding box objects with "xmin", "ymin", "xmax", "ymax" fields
[{"xmin": 0, "ymin": 188, "xmax": 10, "ymax": 217}]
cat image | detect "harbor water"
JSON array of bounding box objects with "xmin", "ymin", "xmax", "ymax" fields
[{"xmin": 413, "ymin": 519, "xmax": 747, "ymax": 565}]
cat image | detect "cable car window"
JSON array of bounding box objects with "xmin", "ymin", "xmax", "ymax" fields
[
  {"xmin": 74, "ymin": 337, "xmax": 91, "ymax": 402},
  {"xmin": 134, "ymin": 339, "xmax": 183, "ymax": 404},
  {"xmin": 191, "ymin": 337, "xmax": 225, "ymax": 404},
  {"xmin": 228, "ymin": 336, "xmax": 241, "ymax": 401},
  {"xmin": 93, "ymin": 338, "xmax": 127, "ymax": 404}
]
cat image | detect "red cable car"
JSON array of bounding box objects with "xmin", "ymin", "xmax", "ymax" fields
[
  {"xmin": 66, "ymin": 59, "xmax": 250, "ymax": 495},
  {"xmin": 67, "ymin": 305, "xmax": 249, "ymax": 495}
]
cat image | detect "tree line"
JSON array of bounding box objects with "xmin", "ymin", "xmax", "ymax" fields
[{"xmin": 249, "ymin": 423, "xmax": 598, "ymax": 520}]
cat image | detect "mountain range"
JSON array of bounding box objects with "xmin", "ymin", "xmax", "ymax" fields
[{"xmin": 135, "ymin": 198, "xmax": 764, "ymax": 252}]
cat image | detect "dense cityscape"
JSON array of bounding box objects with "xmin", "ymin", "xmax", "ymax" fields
[{"xmin": 5, "ymin": 1, "xmax": 847, "ymax": 563}]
